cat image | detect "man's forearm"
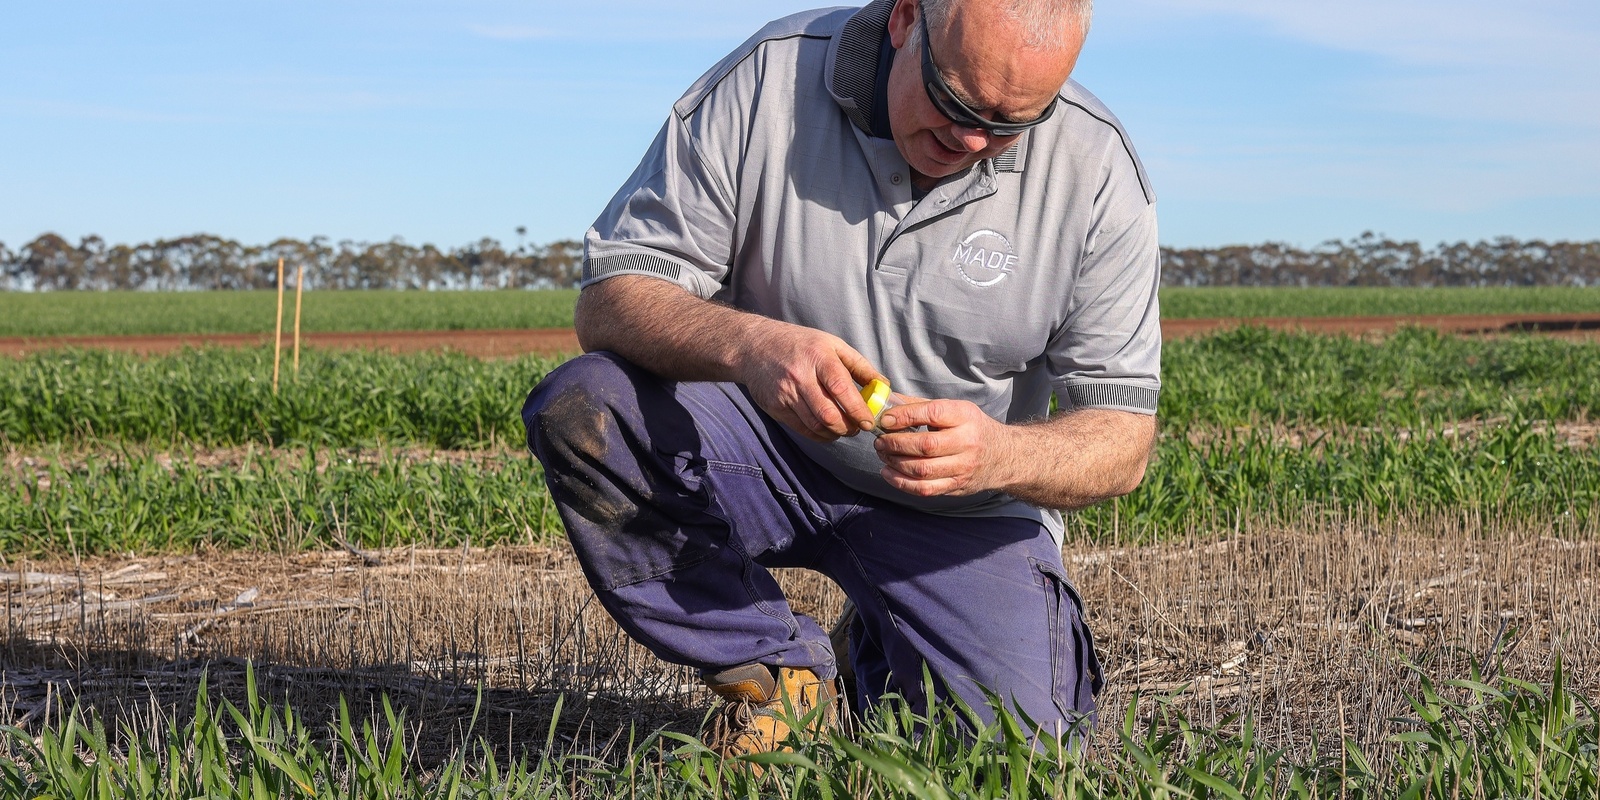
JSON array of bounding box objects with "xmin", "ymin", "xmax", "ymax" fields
[
  {"xmin": 992, "ymin": 409, "xmax": 1157, "ymax": 511},
  {"xmin": 574, "ymin": 275, "xmax": 765, "ymax": 382},
  {"xmin": 574, "ymin": 275, "xmax": 885, "ymax": 442}
]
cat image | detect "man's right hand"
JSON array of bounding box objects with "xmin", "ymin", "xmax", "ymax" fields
[
  {"xmin": 576, "ymin": 276, "xmax": 883, "ymax": 442},
  {"xmin": 737, "ymin": 321, "xmax": 884, "ymax": 443}
]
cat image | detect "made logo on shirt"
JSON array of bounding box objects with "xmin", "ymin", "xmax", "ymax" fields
[{"xmin": 951, "ymin": 229, "xmax": 1017, "ymax": 288}]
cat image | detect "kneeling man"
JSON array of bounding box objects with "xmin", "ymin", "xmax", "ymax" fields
[{"xmin": 524, "ymin": 0, "xmax": 1160, "ymax": 753}]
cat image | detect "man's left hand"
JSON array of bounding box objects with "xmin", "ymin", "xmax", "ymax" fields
[{"xmin": 873, "ymin": 398, "xmax": 1016, "ymax": 497}]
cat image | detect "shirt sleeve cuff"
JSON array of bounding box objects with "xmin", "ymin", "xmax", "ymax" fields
[
  {"xmin": 581, "ymin": 250, "xmax": 723, "ymax": 299},
  {"xmin": 1060, "ymin": 382, "xmax": 1160, "ymax": 415}
]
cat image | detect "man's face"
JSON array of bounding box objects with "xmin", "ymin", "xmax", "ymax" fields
[{"xmin": 885, "ymin": 0, "xmax": 1084, "ymax": 185}]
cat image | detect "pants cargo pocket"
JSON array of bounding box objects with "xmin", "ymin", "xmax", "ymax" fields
[
  {"xmin": 568, "ymin": 501, "xmax": 722, "ymax": 592},
  {"xmin": 561, "ymin": 453, "xmax": 723, "ymax": 592},
  {"xmin": 701, "ymin": 461, "xmax": 809, "ymax": 558},
  {"xmin": 1031, "ymin": 557, "xmax": 1104, "ymax": 735}
]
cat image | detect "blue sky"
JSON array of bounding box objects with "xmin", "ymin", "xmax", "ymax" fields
[{"xmin": 3, "ymin": 0, "xmax": 1597, "ymax": 250}]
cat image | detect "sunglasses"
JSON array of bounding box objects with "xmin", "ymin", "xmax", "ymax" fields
[{"xmin": 917, "ymin": 7, "xmax": 1057, "ymax": 137}]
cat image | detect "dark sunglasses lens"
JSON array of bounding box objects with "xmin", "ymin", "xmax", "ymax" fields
[
  {"xmin": 918, "ymin": 10, "xmax": 1052, "ymax": 136},
  {"xmin": 929, "ymin": 80, "xmax": 1049, "ymax": 135},
  {"xmin": 976, "ymin": 100, "xmax": 1054, "ymax": 136},
  {"xmin": 926, "ymin": 81, "xmax": 986, "ymax": 129},
  {"xmin": 924, "ymin": 67, "xmax": 1051, "ymax": 135}
]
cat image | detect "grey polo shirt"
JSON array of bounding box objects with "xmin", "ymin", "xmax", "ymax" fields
[{"xmin": 581, "ymin": 0, "xmax": 1161, "ymax": 542}]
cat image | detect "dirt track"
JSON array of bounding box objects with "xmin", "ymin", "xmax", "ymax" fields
[{"xmin": 4, "ymin": 313, "xmax": 1600, "ymax": 358}]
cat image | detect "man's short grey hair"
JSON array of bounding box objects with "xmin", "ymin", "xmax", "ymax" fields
[{"xmin": 919, "ymin": 0, "xmax": 1093, "ymax": 51}]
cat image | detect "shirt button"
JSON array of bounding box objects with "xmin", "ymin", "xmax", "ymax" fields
[{"xmin": 890, "ymin": 173, "xmax": 902, "ymax": 185}]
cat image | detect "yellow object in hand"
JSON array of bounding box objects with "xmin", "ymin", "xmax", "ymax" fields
[{"xmin": 860, "ymin": 378, "xmax": 892, "ymax": 434}]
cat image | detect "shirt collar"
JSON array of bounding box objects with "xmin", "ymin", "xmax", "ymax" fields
[
  {"xmin": 868, "ymin": 26, "xmax": 896, "ymax": 139},
  {"xmin": 825, "ymin": 0, "xmax": 895, "ymax": 136}
]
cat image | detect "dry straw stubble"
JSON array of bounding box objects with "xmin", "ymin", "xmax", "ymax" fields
[{"xmin": 3, "ymin": 509, "xmax": 1595, "ymax": 770}]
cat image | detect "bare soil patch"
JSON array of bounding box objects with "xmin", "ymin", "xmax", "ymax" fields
[
  {"xmin": 1180, "ymin": 419, "xmax": 1600, "ymax": 449},
  {"xmin": 5, "ymin": 313, "xmax": 1600, "ymax": 358},
  {"xmin": 4, "ymin": 513, "xmax": 1595, "ymax": 762}
]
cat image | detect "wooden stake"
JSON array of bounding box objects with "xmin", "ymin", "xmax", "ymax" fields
[
  {"xmin": 292, "ymin": 262, "xmax": 304, "ymax": 375},
  {"xmin": 273, "ymin": 257, "xmax": 284, "ymax": 393}
]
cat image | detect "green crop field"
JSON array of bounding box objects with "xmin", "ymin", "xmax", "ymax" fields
[
  {"xmin": 0, "ymin": 288, "xmax": 581, "ymax": 337},
  {"xmin": 1158, "ymin": 285, "xmax": 1600, "ymax": 319},
  {"xmin": 5, "ymin": 662, "xmax": 1593, "ymax": 799},
  {"xmin": 3, "ymin": 285, "xmax": 1599, "ymax": 338},
  {"xmin": 4, "ymin": 450, "xmax": 563, "ymax": 555},
  {"xmin": 7, "ymin": 420, "xmax": 1595, "ymax": 556},
  {"xmin": 2, "ymin": 347, "xmax": 561, "ymax": 448},
  {"xmin": 6, "ymin": 327, "xmax": 1598, "ymax": 555},
  {"xmin": 6, "ymin": 327, "xmax": 1597, "ymax": 797},
  {"xmin": 4, "ymin": 327, "xmax": 1595, "ymax": 450}
]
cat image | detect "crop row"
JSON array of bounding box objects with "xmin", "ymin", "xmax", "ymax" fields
[
  {"xmin": 3, "ymin": 328, "xmax": 1598, "ymax": 448},
  {"xmin": 2, "ymin": 348, "xmax": 562, "ymax": 449},
  {"xmin": 1157, "ymin": 284, "xmax": 1600, "ymax": 319},
  {"xmin": 7, "ymin": 420, "xmax": 1594, "ymax": 557},
  {"xmin": 1156, "ymin": 326, "xmax": 1600, "ymax": 433},
  {"xmin": 5, "ymin": 451, "xmax": 562, "ymax": 555},
  {"xmin": 0, "ymin": 289, "xmax": 582, "ymax": 337},
  {"xmin": 1080, "ymin": 417, "xmax": 1600, "ymax": 543},
  {"xmin": 3, "ymin": 662, "xmax": 1593, "ymax": 799},
  {"xmin": 6, "ymin": 286, "xmax": 1600, "ymax": 337}
]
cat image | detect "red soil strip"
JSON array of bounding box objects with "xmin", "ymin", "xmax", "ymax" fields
[{"xmin": 4, "ymin": 314, "xmax": 1600, "ymax": 358}]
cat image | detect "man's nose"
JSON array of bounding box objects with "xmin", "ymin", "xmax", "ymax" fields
[{"xmin": 948, "ymin": 124, "xmax": 992, "ymax": 153}]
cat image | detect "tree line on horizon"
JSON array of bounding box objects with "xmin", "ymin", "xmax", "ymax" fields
[
  {"xmin": 2, "ymin": 231, "xmax": 1597, "ymax": 291},
  {"xmin": 0, "ymin": 234, "xmax": 583, "ymax": 292}
]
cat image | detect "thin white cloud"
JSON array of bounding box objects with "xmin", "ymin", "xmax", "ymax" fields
[
  {"xmin": 1364, "ymin": 72, "xmax": 1600, "ymax": 131},
  {"xmin": 517, "ymin": 2, "xmax": 822, "ymax": 42},
  {"xmin": 1146, "ymin": 116, "xmax": 1600, "ymax": 213},
  {"xmin": 465, "ymin": 23, "xmax": 555, "ymax": 41},
  {"xmin": 1118, "ymin": 0, "xmax": 1600, "ymax": 139},
  {"xmin": 10, "ymin": 98, "xmax": 209, "ymax": 125},
  {"xmin": 1129, "ymin": 0, "xmax": 1599, "ymax": 71}
]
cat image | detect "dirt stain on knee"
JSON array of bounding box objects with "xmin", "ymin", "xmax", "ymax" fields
[
  {"xmin": 540, "ymin": 384, "xmax": 611, "ymax": 462},
  {"xmin": 538, "ymin": 385, "xmax": 635, "ymax": 529}
]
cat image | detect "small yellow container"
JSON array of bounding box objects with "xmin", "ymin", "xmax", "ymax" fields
[{"xmin": 860, "ymin": 378, "xmax": 893, "ymax": 435}]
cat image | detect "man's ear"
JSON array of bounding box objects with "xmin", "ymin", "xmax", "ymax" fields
[{"xmin": 887, "ymin": 0, "xmax": 917, "ymax": 50}]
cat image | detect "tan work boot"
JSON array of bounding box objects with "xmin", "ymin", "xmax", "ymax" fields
[{"xmin": 702, "ymin": 663, "xmax": 838, "ymax": 757}]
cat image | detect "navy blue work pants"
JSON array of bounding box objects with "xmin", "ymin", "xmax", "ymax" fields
[{"xmin": 522, "ymin": 352, "xmax": 1101, "ymax": 736}]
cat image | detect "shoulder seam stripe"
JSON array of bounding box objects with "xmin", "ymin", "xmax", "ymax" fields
[
  {"xmin": 1055, "ymin": 96, "xmax": 1155, "ymax": 205},
  {"xmin": 675, "ymin": 33, "xmax": 832, "ymax": 120}
]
